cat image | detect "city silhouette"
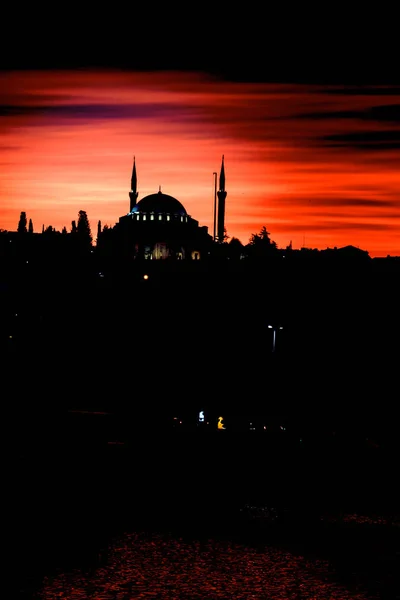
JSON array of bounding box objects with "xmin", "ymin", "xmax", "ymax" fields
[
  {"xmin": 3, "ymin": 25, "xmax": 400, "ymax": 596},
  {"xmin": 3, "ymin": 156, "xmax": 399, "ymax": 432}
]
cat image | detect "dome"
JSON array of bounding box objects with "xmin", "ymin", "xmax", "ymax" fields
[{"xmin": 131, "ymin": 191, "xmax": 187, "ymax": 216}]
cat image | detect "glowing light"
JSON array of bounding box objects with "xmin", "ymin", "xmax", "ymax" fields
[
  {"xmin": 143, "ymin": 274, "xmax": 149, "ymax": 280},
  {"xmin": 198, "ymin": 410, "xmax": 205, "ymax": 422},
  {"xmin": 267, "ymin": 324, "xmax": 283, "ymax": 352},
  {"xmin": 217, "ymin": 416, "xmax": 225, "ymax": 430}
]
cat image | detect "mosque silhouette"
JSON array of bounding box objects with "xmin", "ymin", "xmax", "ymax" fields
[{"xmin": 115, "ymin": 156, "xmax": 227, "ymax": 260}]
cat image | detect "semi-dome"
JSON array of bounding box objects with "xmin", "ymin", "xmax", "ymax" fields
[{"xmin": 131, "ymin": 190, "xmax": 187, "ymax": 216}]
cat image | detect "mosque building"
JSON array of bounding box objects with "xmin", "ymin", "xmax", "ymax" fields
[{"xmin": 114, "ymin": 156, "xmax": 227, "ymax": 260}]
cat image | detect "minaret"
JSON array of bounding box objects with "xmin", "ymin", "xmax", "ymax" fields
[
  {"xmin": 129, "ymin": 156, "xmax": 139, "ymax": 212},
  {"xmin": 217, "ymin": 155, "xmax": 227, "ymax": 242}
]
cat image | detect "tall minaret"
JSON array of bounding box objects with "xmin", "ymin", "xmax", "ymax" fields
[
  {"xmin": 129, "ymin": 156, "xmax": 139, "ymax": 212},
  {"xmin": 217, "ymin": 155, "xmax": 227, "ymax": 242}
]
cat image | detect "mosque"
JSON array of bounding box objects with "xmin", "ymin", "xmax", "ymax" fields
[{"xmin": 114, "ymin": 156, "xmax": 227, "ymax": 260}]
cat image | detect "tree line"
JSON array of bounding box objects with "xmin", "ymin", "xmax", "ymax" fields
[{"xmin": 15, "ymin": 210, "xmax": 93, "ymax": 246}]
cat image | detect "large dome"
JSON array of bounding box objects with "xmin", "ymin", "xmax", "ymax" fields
[{"xmin": 131, "ymin": 191, "xmax": 187, "ymax": 216}]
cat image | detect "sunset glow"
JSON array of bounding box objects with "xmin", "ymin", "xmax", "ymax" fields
[{"xmin": 1, "ymin": 70, "xmax": 399, "ymax": 256}]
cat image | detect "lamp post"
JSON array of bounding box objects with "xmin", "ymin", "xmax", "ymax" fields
[{"xmin": 268, "ymin": 324, "xmax": 283, "ymax": 352}]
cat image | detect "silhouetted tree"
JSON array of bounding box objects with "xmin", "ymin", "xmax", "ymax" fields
[
  {"xmin": 97, "ymin": 220, "xmax": 102, "ymax": 243},
  {"xmin": 62, "ymin": 226, "xmax": 67, "ymax": 235},
  {"xmin": 246, "ymin": 226, "xmax": 278, "ymax": 258},
  {"xmin": 42, "ymin": 224, "xmax": 45, "ymax": 234},
  {"xmin": 249, "ymin": 226, "xmax": 274, "ymax": 245},
  {"xmin": 228, "ymin": 236, "xmax": 244, "ymax": 260},
  {"xmin": 71, "ymin": 220, "xmax": 77, "ymax": 234},
  {"xmin": 96, "ymin": 224, "xmax": 115, "ymax": 261},
  {"xmin": 28, "ymin": 218, "xmax": 34, "ymax": 234},
  {"xmin": 77, "ymin": 210, "xmax": 92, "ymax": 246},
  {"xmin": 17, "ymin": 211, "xmax": 27, "ymax": 234}
]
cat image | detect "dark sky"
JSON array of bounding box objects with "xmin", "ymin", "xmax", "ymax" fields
[{"xmin": 2, "ymin": 7, "xmax": 399, "ymax": 84}]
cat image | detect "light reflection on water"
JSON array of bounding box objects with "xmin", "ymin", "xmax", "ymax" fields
[{"xmin": 37, "ymin": 531, "xmax": 375, "ymax": 600}]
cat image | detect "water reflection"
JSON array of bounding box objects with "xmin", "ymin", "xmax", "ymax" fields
[{"xmin": 37, "ymin": 531, "xmax": 375, "ymax": 599}]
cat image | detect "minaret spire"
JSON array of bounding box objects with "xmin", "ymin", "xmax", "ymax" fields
[
  {"xmin": 129, "ymin": 156, "xmax": 139, "ymax": 212},
  {"xmin": 217, "ymin": 155, "xmax": 227, "ymax": 242},
  {"xmin": 219, "ymin": 154, "xmax": 225, "ymax": 192}
]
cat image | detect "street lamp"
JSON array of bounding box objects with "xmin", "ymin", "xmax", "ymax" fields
[{"xmin": 267, "ymin": 324, "xmax": 283, "ymax": 352}]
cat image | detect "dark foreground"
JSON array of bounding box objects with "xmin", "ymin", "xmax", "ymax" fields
[
  {"xmin": 4, "ymin": 259, "xmax": 400, "ymax": 597},
  {"xmin": 12, "ymin": 417, "xmax": 400, "ymax": 599}
]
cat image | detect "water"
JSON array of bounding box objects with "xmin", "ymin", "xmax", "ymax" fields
[
  {"xmin": 26, "ymin": 516, "xmax": 399, "ymax": 600},
  {"xmin": 34, "ymin": 530, "xmax": 385, "ymax": 600},
  {"xmin": 14, "ymin": 425, "xmax": 400, "ymax": 599}
]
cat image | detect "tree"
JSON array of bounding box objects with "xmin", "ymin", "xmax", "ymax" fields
[
  {"xmin": 247, "ymin": 226, "xmax": 278, "ymax": 258},
  {"xmin": 228, "ymin": 236, "xmax": 244, "ymax": 260},
  {"xmin": 71, "ymin": 220, "xmax": 77, "ymax": 234},
  {"xmin": 77, "ymin": 210, "xmax": 92, "ymax": 247},
  {"xmin": 17, "ymin": 211, "xmax": 27, "ymax": 234},
  {"xmin": 62, "ymin": 226, "xmax": 67, "ymax": 235},
  {"xmin": 97, "ymin": 220, "xmax": 102, "ymax": 243},
  {"xmin": 28, "ymin": 218, "xmax": 34, "ymax": 234}
]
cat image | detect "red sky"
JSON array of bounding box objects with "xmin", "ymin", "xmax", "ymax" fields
[{"xmin": 1, "ymin": 69, "xmax": 399, "ymax": 257}]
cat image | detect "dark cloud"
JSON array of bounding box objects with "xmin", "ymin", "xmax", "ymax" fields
[
  {"xmin": 285, "ymin": 221, "xmax": 395, "ymax": 232},
  {"xmin": 318, "ymin": 87, "xmax": 400, "ymax": 96},
  {"xmin": 292, "ymin": 104, "xmax": 400, "ymax": 123},
  {"xmin": 0, "ymin": 144, "xmax": 21, "ymax": 152},
  {"xmin": 278, "ymin": 195, "xmax": 400, "ymax": 209},
  {"xmin": 308, "ymin": 197, "xmax": 399, "ymax": 208},
  {"xmin": 0, "ymin": 103, "xmax": 192, "ymax": 122},
  {"xmin": 322, "ymin": 130, "xmax": 400, "ymax": 150},
  {"xmin": 358, "ymin": 104, "xmax": 400, "ymax": 122},
  {"xmin": 2, "ymin": 5, "xmax": 399, "ymax": 87},
  {"xmin": 307, "ymin": 211, "xmax": 400, "ymax": 221}
]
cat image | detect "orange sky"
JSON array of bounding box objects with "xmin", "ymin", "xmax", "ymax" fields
[{"xmin": 1, "ymin": 69, "xmax": 399, "ymax": 256}]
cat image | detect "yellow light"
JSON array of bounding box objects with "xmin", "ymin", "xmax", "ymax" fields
[
  {"xmin": 143, "ymin": 274, "xmax": 149, "ymax": 280},
  {"xmin": 217, "ymin": 416, "xmax": 225, "ymax": 430}
]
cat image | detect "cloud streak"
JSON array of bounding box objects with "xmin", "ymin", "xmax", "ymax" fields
[
  {"xmin": 0, "ymin": 70, "xmax": 399, "ymax": 256},
  {"xmin": 0, "ymin": 102, "xmax": 200, "ymax": 123}
]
